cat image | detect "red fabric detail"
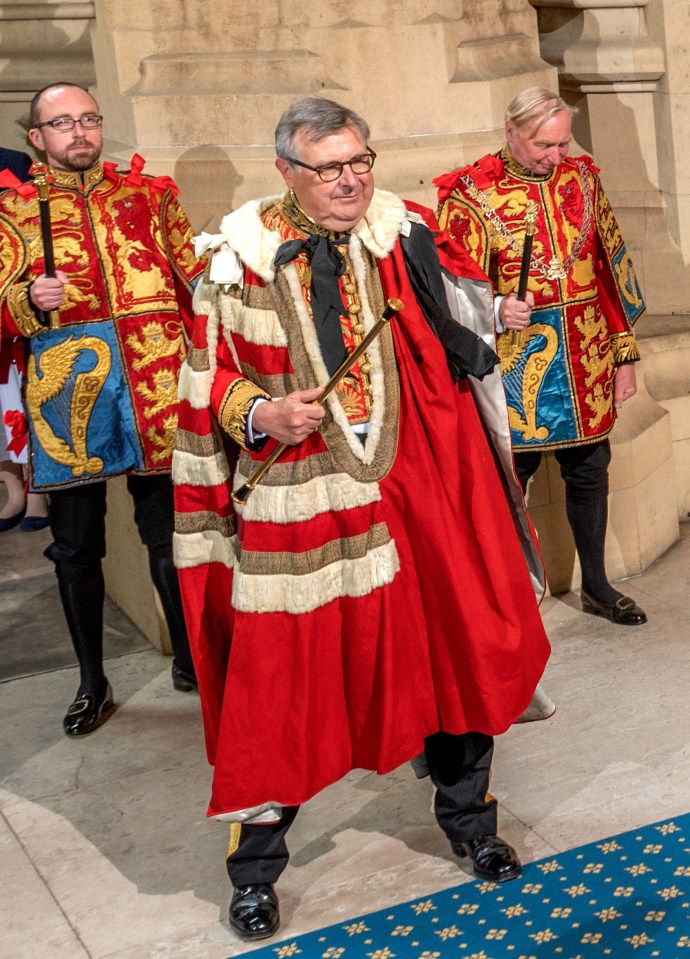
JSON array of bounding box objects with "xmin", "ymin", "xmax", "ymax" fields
[
  {"xmin": 243, "ymin": 270, "xmax": 267, "ymax": 289},
  {"xmin": 15, "ymin": 180, "xmax": 37, "ymax": 200},
  {"xmin": 435, "ymin": 230, "xmax": 492, "ymax": 284},
  {"xmin": 151, "ymin": 174, "xmax": 180, "ymax": 197},
  {"xmin": 102, "ymin": 161, "xmax": 119, "ymax": 183},
  {"xmin": 596, "ymin": 249, "xmax": 631, "ymax": 338},
  {"xmin": 241, "ymin": 500, "xmax": 382, "ymax": 554},
  {"xmin": 178, "ymin": 563, "xmax": 235, "ymax": 763},
  {"xmin": 3, "ymin": 409, "xmax": 27, "ymax": 455},
  {"xmin": 434, "ymin": 156, "xmax": 505, "ymax": 203},
  {"xmin": 232, "ymin": 338, "xmax": 293, "ymax": 376},
  {"xmin": 178, "ymin": 235, "xmax": 549, "ymax": 817},
  {"xmin": 0, "ymin": 338, "xmax": 24, "ymax": 381},
  {"xmin": 570, "ymin": 153, "xmax": 600, "ymax": 177},
  {"xmin": 124, "ymin": 153, "xmax": 145, "ymax": 187},
  {"xmin": 404, "ymin": 200, "xmax": 440, "ymax": 230},
  {"xmin": 432, "ymin": 170, "xmax": 463, "ymax": 203},
  {"xmin": 0, "ymin": 169, "xmax": 21, "ymax": 190}
]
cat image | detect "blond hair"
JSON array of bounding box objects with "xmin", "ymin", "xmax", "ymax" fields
[{"xmin": 505, "ymin": 87, "xmax": 575, "ymax": 132}]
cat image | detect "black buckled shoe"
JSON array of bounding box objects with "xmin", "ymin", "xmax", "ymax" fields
[
  {"xmin": 453, "ymin": 835, "xmax": 522, "ymax": 883},
  {"xmin": 581, "ymin": 590, "xmax": 647, "ymax": 626},
  {"xmin": 229, "ymin": 883, "xmax": 280, "ymax": 941},
  {"xmin": 171, "ymin": 663, "xmax": 198, "ymax": 692},
  {"xmin": 62, "ymin": 682, "xmax": 115, "ymax": 736}
]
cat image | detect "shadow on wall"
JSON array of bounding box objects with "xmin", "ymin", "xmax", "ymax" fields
[{"xmin": 173, "ymin": 146, "xmax": 245, "ymax": 234}]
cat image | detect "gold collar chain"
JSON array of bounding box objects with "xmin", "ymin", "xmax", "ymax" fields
[{"xmin": 460, "ymin": 159, "xmax": 593, "ymax": 281}]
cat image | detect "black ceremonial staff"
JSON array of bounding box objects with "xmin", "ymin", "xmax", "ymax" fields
[
  {"xmin": 232, "ymin": 297, "xmax": 404, "ymax": 505},
  {"xmin": 33, "ymin": 169, "xmax": 61, "ymax": 329},
  {"xmin": 511, "ymin": 202, "xmax": 538, "ymax": 347}
]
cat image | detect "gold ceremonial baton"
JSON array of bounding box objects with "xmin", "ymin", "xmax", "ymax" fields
[
  {"xmin": 34, "ymin": 170, "xmax": 61, "ymax": 329},
  {"xmin": 232, "ymin": 297, "xmax": 404, "ymax": 505},
  {"xmin": 510, "ymin": 202, "xmax": 538, "ymax": 347}
]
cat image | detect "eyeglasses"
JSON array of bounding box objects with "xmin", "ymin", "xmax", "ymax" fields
[
  {"xmin": 34, "ymin": 114, "xmax": 103, "ymax": 133},
  {"xmin": 285, "ymin": 151, "xmax": 376, "ymax": 182}
]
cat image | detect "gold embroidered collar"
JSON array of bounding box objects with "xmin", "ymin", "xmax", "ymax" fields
[
  {"xmin": 48, "ymin": 163, "xmax": 104, "ymax": 191},
  {"xmin": 278, "ymin": 190, "xmax": 350, "ymax": 242},
  {"xmin": 500, "ymin": 147, "xmax": 551, "ymax": 183}
]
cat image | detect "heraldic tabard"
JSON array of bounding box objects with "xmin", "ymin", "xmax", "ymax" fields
[
  {"xmin": 435, "ymin": 149, "xmax": 645, "ymax": 452},
  {"xmin": 0, "ymin": 156, "xmax": 202, "ymax": 490}
]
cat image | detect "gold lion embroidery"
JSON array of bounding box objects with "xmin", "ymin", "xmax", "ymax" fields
[
  {"xmin": 26, "ymin": 334, "xmax": 112, "ymax": 477},
  {"xmin": 574, "ymin": 304, "xmax": 607, "ymax": 352},
  {"xmin": 63, "ymin": 282, "xmax": 101, "ymax": 311},
  {"xmin": 136, "ymin": 367, "xmax": 178, "ymax": 417},
  {"xmin": 127, "ymin": 320, "xmax": 185, "ymax": 371},
  {"xmin": 146, "ymin": 413, "xmax": 177, "ymax": 463},
  {"xmin": 585, "ymin": 382, "xmax": 609, "ymax": 430},
  {"xmin": 582, "ymin": 342, "xmax": 615, "ymax": 389}
]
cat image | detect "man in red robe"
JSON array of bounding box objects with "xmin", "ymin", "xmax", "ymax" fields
[{"xmin": 173, "ymin": 96, "xmax": 551, "ymax": 941}]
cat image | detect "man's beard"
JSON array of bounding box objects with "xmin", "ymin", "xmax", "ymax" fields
[{"xmin": 52, "ymin": 140, "xmax": 101, "ymax": 171}]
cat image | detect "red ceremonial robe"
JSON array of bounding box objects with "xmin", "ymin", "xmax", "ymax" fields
[{"xmin": 174, "ymin": 192, "xmax": 550, "ymax": 819}]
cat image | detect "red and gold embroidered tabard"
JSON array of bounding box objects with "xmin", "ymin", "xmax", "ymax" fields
[
  {"xmin": 435, "ymin": 150, "xmax": 645, "ymax": 451},
  {"xmin": 0, "ymin": 157, "xmax": 204, "ymax": 487}
]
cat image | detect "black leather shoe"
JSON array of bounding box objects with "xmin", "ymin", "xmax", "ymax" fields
[
  {"xmin": 62, "ymin": 682, "xmax": 115, "ymax": 736},
  {"xmin": 171, "ymin": 663, "xmax": 198, "ymax": 692},
  {"xmin": 581, "ymin": 589, "xmax": 647, "ymax": 626},
  {"xmin": 229, "ymin": 883, "xmax": 280, "ymax": 941},
  {"xmin": 453, "ymin": 835, "xmax": 522, "ymax": 883}
]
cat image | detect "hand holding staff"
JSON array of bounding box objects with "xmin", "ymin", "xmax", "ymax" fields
[
  {"xmin": 34, "ymin": 169, "xmax": 61, "ymax": 329},
  {"xmin": 232, "ymin": 297, "xmax": 404, "ymax": 505},
  {"xmin": 510, "ymin": 202, "xmax": 538, "ymax": 347}
]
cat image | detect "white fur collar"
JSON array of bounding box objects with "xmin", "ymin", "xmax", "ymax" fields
[{"xmin": 219, "ymin": 189, "xmax": 409, "ymax": 282}]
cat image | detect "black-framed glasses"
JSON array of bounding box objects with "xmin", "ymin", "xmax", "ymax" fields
[
  {"xmin": 34, "ymin": 114, "xmax": 103, "ymax": 133},
  {"xmin": 285, "ymin": 151, "xmax": 376, "ymax": 182}
]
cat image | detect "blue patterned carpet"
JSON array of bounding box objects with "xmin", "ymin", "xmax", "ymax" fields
[{"xmin": 243, "ymin": 813, "xmax": 690, "ymax": 959}]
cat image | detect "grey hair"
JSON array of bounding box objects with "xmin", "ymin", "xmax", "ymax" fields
[
  {"xmin": 275, "ymin": 96, "xmax": 370, "ymax": 160},
  {"xmin": 505, "ymin": 87, "xmax": 576, "ymax": 133}
]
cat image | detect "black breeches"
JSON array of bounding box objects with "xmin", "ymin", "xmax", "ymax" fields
[
  {"xmin": 514, "ymin": 440, "xmax": 616, "ymax": 601},
  {"xmin": 225, "ymin": 731, "xmax": 496, "ymax": 886},
  {"xmin": 45, "ymin": 474, "xmax": 194, "ymax": 690}
]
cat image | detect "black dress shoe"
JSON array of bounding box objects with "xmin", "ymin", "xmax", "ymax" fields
[
  {"xmin": 229, "ymin": 883, "xmax": 280, "ymax": 941},
  {"xmin": 62, "ymin": 682, "xmax": 115, "ymax": 736},
  {"xmin": 171, "ymin": 663, "xmax": 198, "ymax": 692},
  {"xmin": 453, "ymin": 835, "xmax": 522, "ymax": 883},
  {"xmin": 581, "ymin": 589, "xmax": 647, "ymax": 626}
]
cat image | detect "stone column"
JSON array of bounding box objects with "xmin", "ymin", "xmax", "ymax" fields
[{"xmin": 0, "ymin": 1, "xmax": 95, "ymax": 153}]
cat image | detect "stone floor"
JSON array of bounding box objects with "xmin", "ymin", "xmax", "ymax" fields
[{"xmin": 2, "ymin": 497, "xmax": 689, "ymax": 959}]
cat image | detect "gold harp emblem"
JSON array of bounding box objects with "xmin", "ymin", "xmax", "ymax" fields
[{"xmin": 26, "ymin": 335, "xmax": 112, "ymax": 477}]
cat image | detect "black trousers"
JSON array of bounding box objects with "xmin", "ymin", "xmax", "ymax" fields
[
  {"xmin": 225, "ymin": 731, "xmax": 496, "ymax": 886},
  {"xmin": 514, "ymin": 439, "xmax": 617, "ymax": 602},
  {"xmin": 45, "ymin": 474, "xmax": 195, "ymax": 692}
]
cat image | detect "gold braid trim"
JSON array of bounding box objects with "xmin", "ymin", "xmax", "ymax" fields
[
  {"xmin": 217, "ymin": 378, "xmax": 271, "ymax": 448},
  {"xmin": 611, "ymin": 331, "xmax": 640, "ymax": 364},
  {"xmin": 6, "ymin": 283, "xmax": 47, "ymax": 337}
]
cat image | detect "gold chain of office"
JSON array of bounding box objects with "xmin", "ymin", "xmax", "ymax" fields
[{"xmin": 459, "ymin": 160, "xmax": 594, "ymax": 281}]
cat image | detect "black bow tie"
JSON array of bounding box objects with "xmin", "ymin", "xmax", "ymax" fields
[{"xmin": 274, "ymin": 232, "xmax": 351, "ymax": 377}]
